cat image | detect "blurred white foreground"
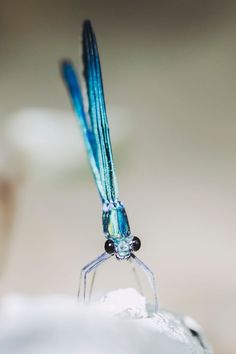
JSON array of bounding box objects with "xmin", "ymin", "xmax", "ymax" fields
[
  {"xmin": 0, "ymin": 288, "xmax": 213, "ymax": 354},
  {"xmin": 3, "ymin": 107, "xmax": 129, "ymax": 181}
]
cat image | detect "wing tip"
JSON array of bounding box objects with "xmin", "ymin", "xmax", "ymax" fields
[
  {"xmin": 83, "ymin": 19, "xmax": 96, "ymax": 40},
  {"xmin": 60, "ymin": 59, "xmax": 81, "ymax": 95},
  {"xmin": 60, "ymin": 60, "xmax": 78, "ymax": 84},
  {"xmin": 83, "ymin": 19, "xmax": 92, "ymax": 31},
  {"xmin": 60, "ymin": 59, "xmax": 73, "ymax": 75}
]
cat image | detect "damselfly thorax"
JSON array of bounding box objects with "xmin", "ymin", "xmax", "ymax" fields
[{"xmin": 102, "ymin": 201, "xmax": 140, "ymax": 260}]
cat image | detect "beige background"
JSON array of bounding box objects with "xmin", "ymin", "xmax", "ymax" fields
[{"xmin": 0, "ymin": 1, "xmax": 235, "ymax": 353}]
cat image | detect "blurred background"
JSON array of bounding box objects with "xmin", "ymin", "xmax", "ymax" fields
[{"xmin": 0, "ymin": 0, "xmax": 235, "ymax": 353}]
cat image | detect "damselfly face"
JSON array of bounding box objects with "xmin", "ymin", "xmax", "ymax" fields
[
  {"xmin": 104, "ymin": 235, "xmax": 141, "ymax": 260},
  {"xmin": 103, "ymin": 201, "xmax": 141, "ymax": 259}
]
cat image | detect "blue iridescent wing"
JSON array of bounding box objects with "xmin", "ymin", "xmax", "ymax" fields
[
  {"xmin": 61, "ymin": 61, "xmax": 105, "ymax": 201},
  {"xmin": 82, "ymin": 20, "xmax": 119, "ymax": 203}
]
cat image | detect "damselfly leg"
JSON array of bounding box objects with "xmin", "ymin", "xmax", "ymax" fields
[
  {"xmin": 129, "ymin": 258, "xmax": 144, "ymax": 296},
  {"xmin": 88, "ymin": 270, "xmax": 97, "ymax": 300},
  {"xmin": 89, "ymin": 257, "xmax": 145, "ymax": 301},
  {"xmin": 130, "ymin": 254, "xmax": 158, "ymax": 313},
  {"xmin": 79, "ymin": 252, "xmax": 158, "ymax": 313},
  {"xmin": 78, "ymin": 252, "xmax": 112, "ymax": 301}
]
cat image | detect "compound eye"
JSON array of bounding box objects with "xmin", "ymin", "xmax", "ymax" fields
[
  {"xmin": 132, "ymin": 236, "xmax": 141, "ymax": 252},
  {"xmin": 104, "ymin": 239, "xmax": 115, "ymax": 254}
]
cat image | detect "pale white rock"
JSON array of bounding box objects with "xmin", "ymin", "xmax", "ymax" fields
[{"xmin": 0, "ymin": 289, "xmax": 213, "ymax": 354}]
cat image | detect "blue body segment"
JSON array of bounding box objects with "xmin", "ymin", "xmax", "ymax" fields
[
  {"xmin": 103, "ymin": 201, "xmax": 130, "ymax": 238},
  {"xmin": 61, "ymin": 20, "xmax": 131, "ymax": 258}
]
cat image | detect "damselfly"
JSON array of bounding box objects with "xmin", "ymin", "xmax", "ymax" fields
[{"xmin": 61, "ymin": 20, "xmax": 158, "ymax": 311}]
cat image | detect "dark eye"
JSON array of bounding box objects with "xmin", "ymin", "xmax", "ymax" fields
[
  {"xmin": 104, "ymin": 239, "xmax": 115, "ymax": 254},
  {"xmin": 132, "ymin": 236, "xmax": 141, "ymax": 251}
]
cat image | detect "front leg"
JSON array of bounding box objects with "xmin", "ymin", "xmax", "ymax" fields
[
  {"xmin": 78, "ymin": 252, "xmax": 112, "ymax": 301},
  {"xmin": 130, "ymin": 253, "xmax": 158, "ymax": 313}
]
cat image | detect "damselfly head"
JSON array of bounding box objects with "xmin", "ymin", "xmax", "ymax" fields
[{"xmin": 104, "ymin": 235, "xmax": 141, "ymax": 260}]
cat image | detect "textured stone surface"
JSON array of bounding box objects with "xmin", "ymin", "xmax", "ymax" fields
[{"xmin": 0, "ymin": 289, "xmax": 213, "ymax": 354}]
